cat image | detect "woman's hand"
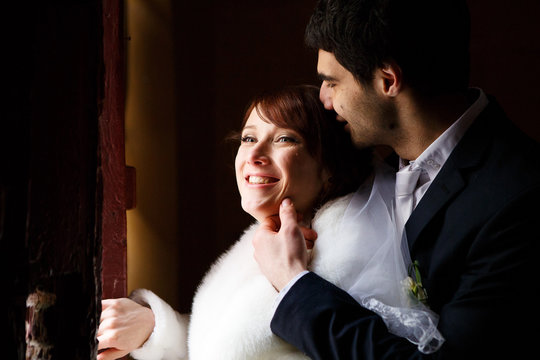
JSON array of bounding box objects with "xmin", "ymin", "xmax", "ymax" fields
[
  {"xmin": 252, "ymin": 198, "xmax": 318, "ymax": 291},
  {"xmin": 97, "ymin": 298, "xmax": 155, "ymax": 360}
]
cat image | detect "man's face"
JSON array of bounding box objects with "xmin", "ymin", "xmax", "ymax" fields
[{"xmin": 317, "ymin": 50, "xmax": 396, "ymax": 148}]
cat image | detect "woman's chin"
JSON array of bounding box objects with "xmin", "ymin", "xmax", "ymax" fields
[{"xmin": 242, "ymin": 202, "xmax": 279, "ymax": 222}]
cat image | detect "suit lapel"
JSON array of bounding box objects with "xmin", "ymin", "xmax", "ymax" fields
[
  {"xmin": 406, "ymin": 159, "xmax": 465, "ymax": 251},
  {"xmin": 405, "ymin": 100, "xmax": 501, "ymax": 252}
]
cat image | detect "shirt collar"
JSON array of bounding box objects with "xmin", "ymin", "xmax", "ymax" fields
[{"xmin": 400, "ymin": 88, "xmax": 489, "ymax": 181}]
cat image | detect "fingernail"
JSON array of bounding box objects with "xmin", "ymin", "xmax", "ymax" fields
[{"xmin": 282, "ymin": 198, "xmax": 292, "ymax": 207}]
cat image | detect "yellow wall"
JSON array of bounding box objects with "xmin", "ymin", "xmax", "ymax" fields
[{"xmin": 125, "ymin": 0, "xmax": 180, "ymax": 308}]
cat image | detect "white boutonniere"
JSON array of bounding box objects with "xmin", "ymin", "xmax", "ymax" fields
[{"xmin": 402, "ymin": 260, "xmax": 428, "ymax": 306}]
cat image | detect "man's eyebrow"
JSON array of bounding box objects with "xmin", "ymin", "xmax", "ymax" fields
[{"xmin": 317, "ymin": 73, "xmax": 337, "ymax": 82}]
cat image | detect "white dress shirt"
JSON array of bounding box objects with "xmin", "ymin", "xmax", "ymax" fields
[{"xmin": 274, "ymin": 88, "xmax": 489, "ymax": 311}]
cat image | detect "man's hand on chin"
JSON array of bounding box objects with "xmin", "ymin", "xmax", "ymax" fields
[{"xmin": 252, "ymin": 198, "xmax": 317, "ymax": 291}]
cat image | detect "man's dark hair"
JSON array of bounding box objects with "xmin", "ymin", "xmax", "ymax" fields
[{"xmin": 305, "ymin": 0, "xmax": 471, "ymax": 95}]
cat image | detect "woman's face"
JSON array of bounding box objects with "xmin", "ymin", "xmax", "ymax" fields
[{"xmin": 235, "ymin": 107, "xmax": 325, "ymax": 223}]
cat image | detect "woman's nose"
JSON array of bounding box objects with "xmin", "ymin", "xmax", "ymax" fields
[
  {"xmin": 319, "ymin": 83, "xmax": 334, "ymax": 110},
  {"xmin": 247, "ymin": 143, "xmax": 269, "ymax": 165}
]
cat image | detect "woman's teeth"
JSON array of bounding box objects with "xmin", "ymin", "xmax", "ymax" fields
[{"xmin": 248, "ymin": 176, "xmax": 277, "ymax": 184}]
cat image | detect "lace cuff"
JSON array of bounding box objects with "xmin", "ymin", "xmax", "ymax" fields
[{"xmin": 361, "ymin": 297, "xmax": 445, "ymax": 354}]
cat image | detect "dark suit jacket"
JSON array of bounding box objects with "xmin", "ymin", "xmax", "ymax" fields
[{"xmin": 271, "ymin": 98, "xmax": 540, "ymax": 359}]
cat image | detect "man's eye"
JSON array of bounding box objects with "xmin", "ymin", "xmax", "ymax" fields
[
  {"xmin": 241, "ymin": 136, "xmax": 256, "ymax": 143},
  {"xmin": 322, "ymin": 80, "xmax": 336, "ymax": 89}
]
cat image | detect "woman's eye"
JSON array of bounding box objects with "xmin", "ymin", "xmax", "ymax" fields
[
  {"xmin": 241, "ymin": 135, "xmax": 256, "ymax": 143},
  {"xmin": 276, "ymin": 136, "xmax": 298, "ymax": 143}
]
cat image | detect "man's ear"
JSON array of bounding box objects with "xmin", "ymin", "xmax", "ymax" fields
[{"xmin": 375, "ymin": 60, "xmax": 402, "ymax": 97}]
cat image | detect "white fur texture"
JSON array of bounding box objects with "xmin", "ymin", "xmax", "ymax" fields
[
  {"xmin": 130, "ymin": 195, "xmax": 353, "ymax": 360},
  {"xmin": 187, "ymin": 221, "xmax": 317, "ymax": 360},
  {"xmin": 130, "ymin": 289, "xmax": 190, "ymax": 360}
]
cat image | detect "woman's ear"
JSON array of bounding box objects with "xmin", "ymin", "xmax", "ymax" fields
[
  {"xmin": 375, "ymin": 60, "xmax": 402, "ymax": 97},
  {"xmin": 322, "ymin": 168, "xmax": 332, "ymax": 186},
  {"xmin": 320, "ymin": 168, "xmax": 333, "ymax": 198}
]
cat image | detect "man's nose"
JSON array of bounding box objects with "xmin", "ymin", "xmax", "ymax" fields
[{"xmin": 319, "ymin": 83, "xmax": 334, "ymax": 110}]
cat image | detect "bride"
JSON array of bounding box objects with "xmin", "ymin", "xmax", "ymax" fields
[{"xmin": 97, "ymin": 85, "xmax": 443, "ymax": 360}]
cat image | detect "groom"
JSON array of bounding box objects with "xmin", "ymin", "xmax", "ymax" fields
[{"xmin": 253, "ymin": 0, "xmax": 540, "ymax": 359}]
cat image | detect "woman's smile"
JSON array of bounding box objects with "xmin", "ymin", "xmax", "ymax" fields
[
  {"xmin": 235, "ymin": 107, "xmax": 324, "ymax": 222},
  {"xmin": 246, "ymin": 175, "xmax": 280, "ymax": 185}
]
